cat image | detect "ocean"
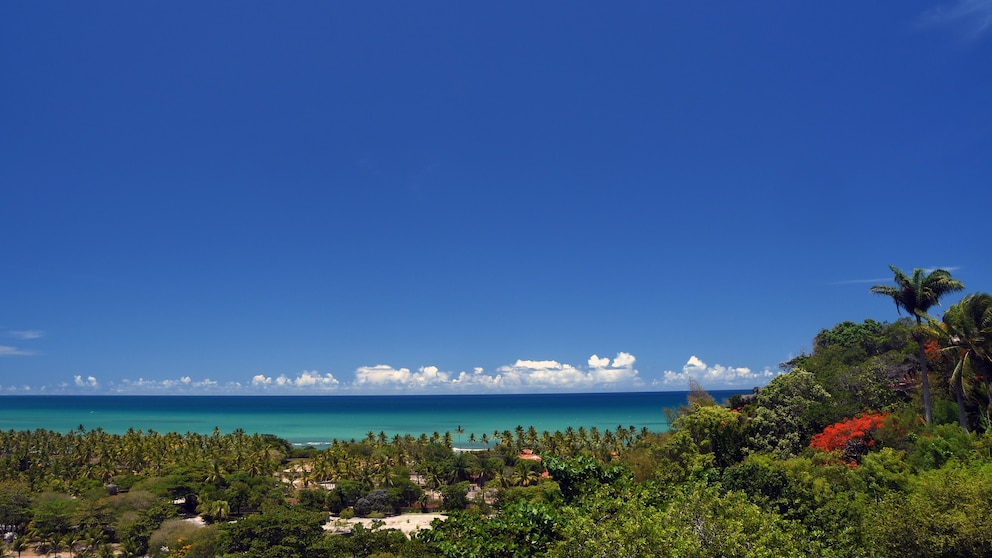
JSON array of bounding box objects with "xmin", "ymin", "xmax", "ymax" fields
[{"xmin": 0, "ymin": 391, "xmax": 746, "ymax": 447}]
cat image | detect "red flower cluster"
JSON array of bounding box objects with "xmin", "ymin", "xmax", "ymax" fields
[
  {"xmin": 924, "ymin": 338, "xmax": 966, "ymax": 370},
  {"xmin": 809, "ymin": 412, "xmax": 889, "ymax": 454}
]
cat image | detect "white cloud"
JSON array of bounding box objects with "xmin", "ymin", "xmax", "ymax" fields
[
  {"xmin": 350, "ymin": 352, "xmax": 641, "ymax": 392},
  {"xmin": 588, "ymin": 355, "xmax": 611, "ymax": 368},
  {"xmin": 0, "ymin": 345, "xmax": 37, "ymax": 356},
  {"xmin": 354, "ymin": 365, "xmax": 450, "ymax": 388},
  {"xmin": 10, "ymin": 351, "xmax": 772, "ymax": 395},
  {"xmin": 8, "ymin": 330, "xmax": 43, "ymax": 340},
  {"xmin": 920, "ymin": 0, "xmax": 992, "ymax": 42},
  {"xmin": 657, "ymin": 355, "xmax": 780, "ymax": 389},
  {"xmin": 109, "ymin": 376, "xmax": 238, "ymax": 393},
  {"xmin": 254, "ymin": 370, "xmax": 340, "ymax": 390},
  {"xmin": 74, "ymin": 375, "xmax": 98, "ymax": 388},
  {"xmin": 611, "ymin": 352, "xmax": 636, "ymax": 368}
]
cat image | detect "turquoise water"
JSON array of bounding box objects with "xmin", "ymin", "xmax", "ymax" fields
[{"xmin": 0, "ymin": 391, "xmax": 745, "ymax": 446}]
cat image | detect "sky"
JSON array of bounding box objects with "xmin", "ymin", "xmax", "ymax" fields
[{"xmin": 1, "ymin": 2, "xmax": 991, "ymax": 395}]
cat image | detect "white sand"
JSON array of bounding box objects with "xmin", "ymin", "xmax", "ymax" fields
[{"xmin": 324, "ymin": 512, "xmax": 447, "ymax": 535}]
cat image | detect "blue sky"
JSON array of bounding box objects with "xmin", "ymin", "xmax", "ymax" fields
[{"xmin": 2, "ymin": 2, "xmax": 990, "ymax": 395}]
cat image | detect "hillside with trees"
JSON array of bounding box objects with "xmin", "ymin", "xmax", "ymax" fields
[{"xmin": 3, "ymin": 266, "xmax": 992, "ymax": 557}]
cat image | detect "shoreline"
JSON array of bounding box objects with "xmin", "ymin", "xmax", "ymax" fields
[{"xmin": 0, "ymin": 391, "xmax": 746, "ymax": 443}]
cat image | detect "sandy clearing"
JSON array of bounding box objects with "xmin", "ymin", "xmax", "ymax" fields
[{"xmin": 324, "ymin": 512, "xmax": 447, "ymax": 535}]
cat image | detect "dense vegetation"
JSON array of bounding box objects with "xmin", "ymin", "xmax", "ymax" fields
[{"xmin": 3, "ymin": 266, "xmax": 992, "ymax": 557}]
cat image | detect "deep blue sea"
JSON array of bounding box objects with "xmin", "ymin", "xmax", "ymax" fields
[{"xmin": 0, "ymin": 391, "xmax": 746, "ymax": 446}]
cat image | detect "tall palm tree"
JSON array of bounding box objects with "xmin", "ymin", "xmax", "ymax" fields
[
  {"xmin": 927, "ymin": 293, "xmax": 992, "ymax": 431},
  {"xmin": 871, "ymin": 265, "xmax": 965, "ymax": 424}
]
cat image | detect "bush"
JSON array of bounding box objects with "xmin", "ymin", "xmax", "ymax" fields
[
  {"xmin": 865, "ymin": 463, "xmax": 992, "ymax": 557},
  {"xmin": 441, "ymin": 482, "xmax": 470, "ymax": 511},
  {"xmin": 906, "ymin": 424, "xmax": 975, "ymax": 470},
  {"xmin": 809, "ymin": 411, "xmax": 890, "ymax": 465}
]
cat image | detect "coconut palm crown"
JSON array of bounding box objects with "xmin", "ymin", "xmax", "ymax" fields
[
  {"xmin": 871, "ymin": 265, "xmax": 965, "ymax": 424},
  {"xmin": 927, "ymin": 293, "xmax": 992, "ymax": 431}
]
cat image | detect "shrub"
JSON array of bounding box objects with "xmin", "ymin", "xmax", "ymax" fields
[{"xmin": 809, "ymin": 411, "xmax": 889, "ymax": 464}]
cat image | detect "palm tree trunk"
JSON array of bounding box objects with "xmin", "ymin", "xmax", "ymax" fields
[
  {"xmin": 955, "ymin": 372, "xmax": 969, "ymax": 432},
  {"xmin": 916, "ymin": 318, "xmax": 933, "ymax": 425}
]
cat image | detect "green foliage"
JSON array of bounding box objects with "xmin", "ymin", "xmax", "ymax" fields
[
  {"xmin": 147, "ymin": 518, "xmax": 218, "ymax": 558},
  {"xmin": 328, "ymin": 480, "xmax": 366, "ymax": 514},
  {"xmin": 345, "ymin": 522, "xmax": 415, "ymax": 558},
  {"xmin": 871, "ymin": 265, "xmax": 966, "ymax": 425},
  {"xmin": 542, "ymin": 455, "xmax": 629, "ymax": 503},
  {"xmin": 767, "ymin": 455, "xmax": 873, "ymax": 553},
  {"xmin": 420, "ymin": 501, "xmax": 559, "ymax": 557},
  {"xmin": 865, "ymin": 462, "xmax": 992, "ymax": 557},
  {"xmin": 545, "ymin": 489, "xmax": 669, "ymax": 558},
  {"xmin": 217, "ymin": 506, "xmax": 326, "ymax": 558},
  {"xmin": 745, "ymin": 369, "xmax": 831, "ymax": 457},
  {"xmin": 549, "ymin": 482, "xmax": 818, "ymax": 557},
  {"xmin": 790, "ymin": 319, "xmax": 914, "ymax": 420},
  {"xmin": 0, "ymin": 481, "xmax": 32, "ymax": 531},
  {"xmin": 297, "ymin": 488, "xmax": 328, "ymax": 512},
  {"xmin": 814, "ymin": 319, "xmax": 885, "ymax": 359},
  {"xmin": 857, "ymin": 447, "xmax": 911, "ymax": 499},
  {"xmin": 721, "ymin": 457, "xmax": 789, "ymax": 512},
  {"xmin": 650, "ymin": 429, "xmax": 715, "ymax": 485},
  {"xmin": 440, "ymin": 481, "xmax": 470, "ymax": 511},
  {"xmin": 354, "ymin": 489, "xmax": 392, "ymax": 517},
  {"xmin": 115, "ymin": 499, "xmax": 178, "ymax": 557},
  {"xmin": 498, "ymin": 481, "xmax": 563, "ymax": 508},
  {"xmin": 386, "ymin": 477, "xmax": 423, "ymax": 510},
  {"xmin": 674, "ymin": 404, "xmax": 746, "ymax": 468},
  {"xmin": 29, "ymin": 493, "xmax": 78, "ymax": 538},
  {"xmin": 906, "ymin": 424, "xmax": 976, "ymax": 470}
]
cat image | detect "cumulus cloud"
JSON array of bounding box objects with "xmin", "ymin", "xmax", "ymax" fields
[
  {"xmin": 588, "ymin": 355, "xmax": 611, "ymax": 368},
  {"xmin": 253, "ymin": 370, "xmax": 340, "ymax": 390},
  {"xmin": 0, "ymin": 345, "xmax": 36, "ymax": 356},
  {"xmin": 16, "ymin": 351, "xmax": 772, "ymax": 394},
  {"xmin": 252, "ymin": 374, "xmax": 272, "ymax": 385},
  {"xmin": 108, "ymin": 376, "xmax": 235, "ymax": 393},
  {"xmin": 656, "ymin": 355, "xmax": 779, "ymax": 388},
  {"xmin": 350, "ymin": 352, "xmax": 641, "ymax": 392},
  {"xmin": 8, "ymin": 330, "xmax": 43, "ymax": 340},
  {"xmin": 74, "ymin": 375, "xmax": 98, "ymax": 388},
  {"xmin": 3, "ymin": 385, "xmax": 30, "ymax": 392},
  {"xmin": 354, "ymin": 365, "xmax": 450, "ymax": 389}
]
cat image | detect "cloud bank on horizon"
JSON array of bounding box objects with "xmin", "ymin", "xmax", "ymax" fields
[{"xmin": 1, "ymin": 352, "xmax": 781, "ymax": 395}]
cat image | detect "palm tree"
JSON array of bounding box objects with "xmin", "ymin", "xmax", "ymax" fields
[
  {"xmin": 927, "ymin": 293, "xmax": 992, "ymax": 431},
  {"xmin": 11, "ymin": 536, "xmax": 29, "ymax": 558},
  {"xmin": 62, "ymin": 531, "xmax": 79, "ymax": 558},
  {"xmin": 871, "ymin": 265, "xmax": 965, "ymax": 424},
  {"xmin": 197, "ymin": 499, "xmax": 230, "ymax": 523}
]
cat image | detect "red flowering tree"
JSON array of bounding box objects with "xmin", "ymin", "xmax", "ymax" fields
[{"xmin": 809, "ymin": 411, "xmax": 889, "ymax": 465}]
